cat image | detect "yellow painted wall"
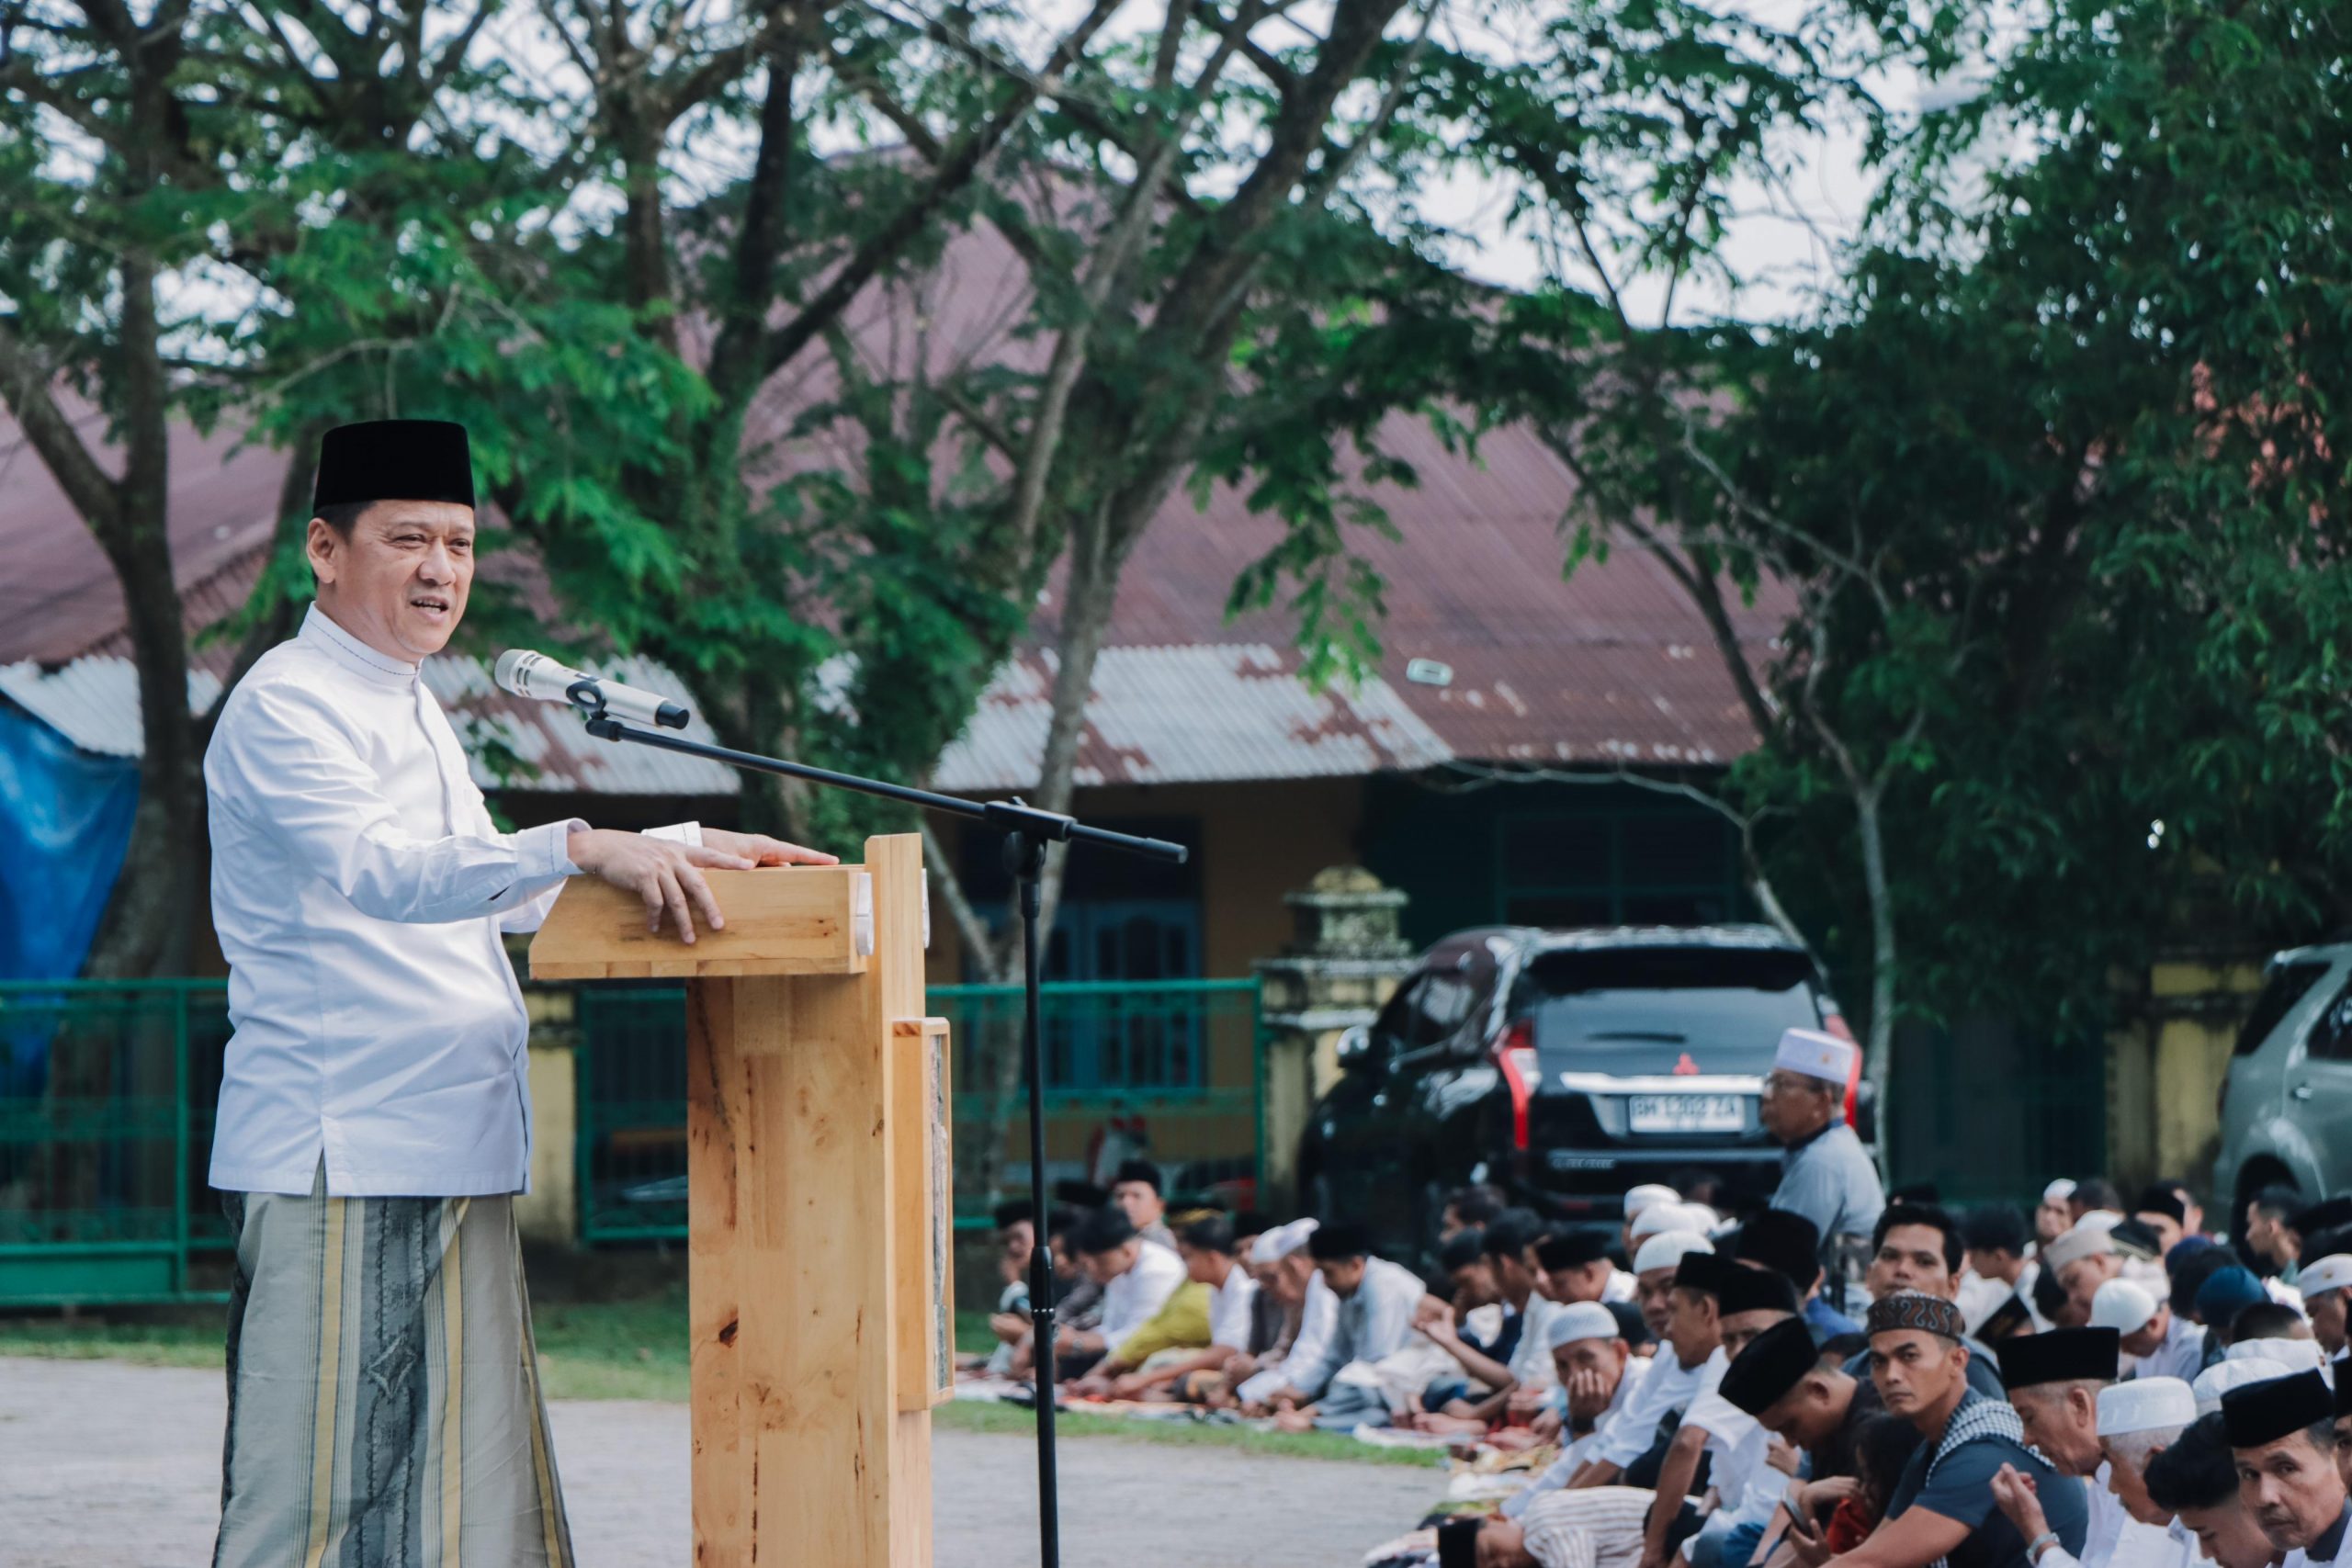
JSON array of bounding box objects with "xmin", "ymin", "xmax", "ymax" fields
[
  {"xmin": 2108, "ymin": 958, "xmax": 2266, "ymax": 1194},
  {"xmin": 925, "ymin": 776, "xmax": 1365, "ymax": 994}
]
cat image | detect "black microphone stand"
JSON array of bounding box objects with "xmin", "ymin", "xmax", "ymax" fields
[{"xmin": 571, "ymin": 694, "xmax": 1183, "ymax": 1568}]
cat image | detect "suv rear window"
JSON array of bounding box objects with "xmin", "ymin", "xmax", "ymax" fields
[
  {"xmin": 2235, "ymin": 960, "xmax": 2334, "ymax": 1056},
  {"xmin": 1511, "ymin": 947, "xmax": 1821, "ymax": 1074}
]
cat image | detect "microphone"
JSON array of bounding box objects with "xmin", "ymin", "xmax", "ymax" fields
[{"xmin": 494, "ymin": 649, "xmax": 691, "ymax": 730}]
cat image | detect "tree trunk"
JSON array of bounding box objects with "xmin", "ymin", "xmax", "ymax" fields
[{"xmin": 1852, "ymin": 784, "xmax": 1898, "ymax": 1172}]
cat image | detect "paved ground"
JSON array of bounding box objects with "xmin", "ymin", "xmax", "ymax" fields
[{"xmin": 0, "ymin": 1357, "xmax": 1437, "ymax": 1566}]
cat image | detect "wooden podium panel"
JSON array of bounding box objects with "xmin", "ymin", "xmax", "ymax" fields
[
  {"xmin": 530, "ymin": 865, "xmax": 872, "ymax": 979},
  {"xmin": 532, "ymin": 836, "xmax": 942, "ymax": 1567}
]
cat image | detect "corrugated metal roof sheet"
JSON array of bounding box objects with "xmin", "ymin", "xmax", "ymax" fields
[
  {"xmin": 931, "ymin": 644, "xmax": 1450, "ymax": 792},
  {"xmin": 1, "ymin": 642, "xmax": 1445, "ymax": 795},
  {"xmin": 0, "ymin": 651, "xmax": 736, "ymax": 796}
]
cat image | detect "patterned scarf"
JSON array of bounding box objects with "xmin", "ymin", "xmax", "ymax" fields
[{"xmin": 1924, "ymin": 1392, "xmax": 2030, "ymax": 1568}]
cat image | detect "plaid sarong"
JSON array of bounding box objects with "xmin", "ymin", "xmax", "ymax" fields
[{"xmin": 211, "ymin": 1162, "xmax": 575, "ymax": 1568}]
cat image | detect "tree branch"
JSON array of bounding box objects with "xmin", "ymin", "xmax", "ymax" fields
[
  {"xmin": 0, "ymin": 319, "xmax": 122, "ymax": 536},
  {"xmin": 760, "ymin": 0, "xmax": 1126, "ymax": 382}
]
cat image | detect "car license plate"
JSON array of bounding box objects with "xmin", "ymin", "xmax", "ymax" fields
[{"xmin": 1627, "ymin": 1093, "xmax": 1745, "ymax": 1134}]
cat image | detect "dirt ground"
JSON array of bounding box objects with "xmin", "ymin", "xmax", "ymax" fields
[{"xmin": 0, "ymin": 1356, "xmax": 1439, "ymax": 1567}]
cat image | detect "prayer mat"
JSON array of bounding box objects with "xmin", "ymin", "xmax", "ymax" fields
[{"xmin": 211, "ymin": 1163, "xmax": 573, "ymax": 1568}]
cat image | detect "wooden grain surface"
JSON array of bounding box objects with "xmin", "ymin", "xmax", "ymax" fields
[{"xmin": 528, "ymin": 865, "xmax": 869, "ymax": 979}]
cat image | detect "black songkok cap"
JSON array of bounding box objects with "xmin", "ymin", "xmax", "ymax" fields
[
  {"xmin": 1675, "ymin": 1250, "xmax": 1741, "ymax": 1296},
  {"xmin": 1718, "ymin": 1264, "xmax": 1802, "ymax": 1319},
  {"xmin": 2337, "ymin": 1370, "xmax": 2352, "ymax": 1421},
  {"xmin": 1866, "ymin": 1291, "xmax": 1965, "ymax": 1342},
  {"xmin": 1736, "ymin": 1210, "xmax": 1825, "ymax": 1291},
  {"xmin": 1978, "ymin": 1292, "xmax": 2034, "ymax": 1341},
  {"xmin": 1536, "ymin": 1230, "xmax": 1612, "ymax": 1271},
  {"xmin": 1721, "ymin": 1318, "xmax": 1822, "ymax": 1416},
  {"xmin": 2222, "ymin": 1370, "xmax": 2335, "ymax": 1449},
  {"xmin": 1997, "ymin": 1326, "xmax": 2120, "ymax": 1390},
  {"xmin": 1437, "ymin": 1519, "xmax": 1481, "ymax": 1568},
  {"xmin": 1112, "ymin": 1158, "xmax": 1163, "ymax": 1193},
  {"xmin": 2133, "ymin": 1185, "xmax": 2188, "ymax": 1225},
  {"xmin": 312, "ymin": 420, "xmax": 474, "ymax": 511}
]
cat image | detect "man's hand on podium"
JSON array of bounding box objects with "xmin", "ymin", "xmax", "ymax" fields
[
  {"xmin": 698, "ymin": 828, "xmax": 840, "ymax": 868},
  {"xmin": 564, "ymin": 831, "xmax": 738, "ymax": 942}
]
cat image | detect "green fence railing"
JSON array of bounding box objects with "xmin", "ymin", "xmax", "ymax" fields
[
  {"xmin": 575, "ymin": 978, "xmax": 1266, "ymax": 1245},
  {"xmin": 0, "ymin": 979, "xmax": 232, "ymax": 1306},
  {"xmin": 0, "ymin": 976, "xmax": 1268, "ymax": 1294}
]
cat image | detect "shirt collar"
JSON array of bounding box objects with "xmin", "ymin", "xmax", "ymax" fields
[
  {"xmin": 2312, "ymin": 1503, "xmax": 2351, "ymax": 1564},
  {"xmin": 300, "ymin": 604, "xmax": 421, "ymax": 688}
]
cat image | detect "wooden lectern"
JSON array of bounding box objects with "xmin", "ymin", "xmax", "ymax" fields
[{"xmin": 529, "ymin": 832, "xmax": 951, "ymax": 1567}]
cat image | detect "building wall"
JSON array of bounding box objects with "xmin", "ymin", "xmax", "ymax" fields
[
  {"xmin": 2106, "ymin": 957, "xmax": 2267, "ymax": 1198},
  {"xmin": 923, "ymin": 776, "xmax": 1367, "ymax": 984}
]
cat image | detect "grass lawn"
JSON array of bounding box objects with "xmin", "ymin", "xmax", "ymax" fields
[
  {"xmin": 932, "ymin": 1399, "xmax": 1442, "ymax": 1468},
  {"xmin": 0, "ymin": 1294, "xmax": 1440, "ymax": 1469},
  {"xmin": 0, "ymin": 1289, "xmax": 1000, "ymax": 1404}
]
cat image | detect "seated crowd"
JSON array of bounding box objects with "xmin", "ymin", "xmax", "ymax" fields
[{"xmin": 972, "ymin": 1135, "xmax": 2352, "ymax": 1568}]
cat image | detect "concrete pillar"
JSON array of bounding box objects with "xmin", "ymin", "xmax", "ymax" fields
[
  {"xmin": 517, "ymin": 983, "xmax": 581, "ymax": 1247},
  {"xmin": 1254, "ymin": 867, "xmax": 1416, "ymax": 1213}
]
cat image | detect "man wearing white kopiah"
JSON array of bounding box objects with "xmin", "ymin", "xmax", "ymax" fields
[
  {"xmin": 2299, "ymin": 1252, "xmax": 2352, "ymax": 1363},
  {"xmin": 203, "ymin": 420, "xmax": 835, "ymax": 1568},
  {"xmin": 1758, "ymin": 1026, "xmax": 1884, "ymax": 1293},
  {"xmin": 1992, "ymin": 1378, "xmax": 2204, "ymax": 1568},
  {"xmin": 2092, "ymin": 1278, "xmax": 2209, "ymax": 1383}
]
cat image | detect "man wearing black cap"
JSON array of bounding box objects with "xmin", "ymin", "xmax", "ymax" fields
[
  {"xmin": 1722, "ymin": 1317, "xmax": 1884, "ymax": 1491},
  {"xmin": 1994, "ymin": 1328, "xmax": 2174, "ymax": 1568},
  {"xmin": 1635, "ymin": 1259, "xmax": 1804, "ymax": 1568},
  {"xmin": 1798, "ymin": 1292, "xmax": 2088, "ymax": 1568},
  {"xmin": 204, "ymin": 421, "xmax": 833, "ymax": 1566},
  {"xmin": 1741, "ymin": 1208, "xmax": 1863, "ymax": 1341},
  {"xmin": 1109, "ymin": 1157, "xmax": 1174, "ymax": 1247},
  {"xmin": 2222, "ymin": 1371, "xmax": 2350, "ymax": 1565}
]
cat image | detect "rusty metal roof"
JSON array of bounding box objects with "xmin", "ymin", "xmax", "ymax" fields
[{"xmin": 3, "ymin": 216, "xmax": 1786, "ymax": 788}]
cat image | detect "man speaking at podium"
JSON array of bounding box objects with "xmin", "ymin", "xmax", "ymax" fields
[{"xmin": 201, "ymin": 420, "xmax": 832, "ymax": 1567}]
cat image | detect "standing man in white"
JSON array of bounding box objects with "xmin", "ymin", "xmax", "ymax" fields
[{"xmin": 204, "ymin": 420, "xmax": 833, "ymax": 1568}]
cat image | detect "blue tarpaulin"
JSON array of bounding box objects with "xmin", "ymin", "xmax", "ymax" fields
[{"xmin": 0, "ymin": 700, "xmax": 139, "ymax": 1090}]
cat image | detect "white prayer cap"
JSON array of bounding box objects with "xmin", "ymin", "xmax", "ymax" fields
[
  {"xmin": 1548, "ymin": 1301, "xmax": 1622, "ymax": 1349},
  {"xmin": 1773, "ymin": 1028, "xmax": 1856, "ymax": 1085},
  {"xmin": 2098, "ymin": 1377, "xmax": 2197, "ymax": 1438},
  {"xmin": 2194, "ymin": 1357, "xmax": 2290, "ymax": 1416},
  {"xmin": 1623, "ymin": 1184, "xmax": 1681, "ymax": 1221},
  {"xmin": 2228, "ymin": 1336, "xmax": 2325, "ymax": 1373},
  {"xmin": 2042, "ymin": 1224, "xmax": 2118, "ymax": 1274},
  {"xmin": 1251, "ymin": 1217, "xmax": 1318, "ymax": 1263},
  {"xmin": 2089, "ymin": 1279, "xmax": 2159, "ymax": 1336},
  {"xmin": 2301, "ymin": 1254, "xmax": 2352, "ymax": 1299},
  {"xmin": 1631, "ymin": 1201, "xmax": 1719, "ymax": 1243},
  {"xmin": 2075, "ymin": 1210, "xmax": 2126, "ymax": 1232},
  {"xmin": 1634, "ymin": 1230, "xmax": 1713, "ymax": 1274},
  {"xmin": 2043, "ymin": 1179, "xmax": 2079, "ymax": 1203}
]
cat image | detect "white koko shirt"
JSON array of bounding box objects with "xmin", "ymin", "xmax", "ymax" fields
[{"xmin": 205, "ymin": 605, "xmax": 691, "ymax": 1197}]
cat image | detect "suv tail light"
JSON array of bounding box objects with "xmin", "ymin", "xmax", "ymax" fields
[{"xmin": 1496, "ymin": 1019, "xmax": 1536, "ymax": 1152}]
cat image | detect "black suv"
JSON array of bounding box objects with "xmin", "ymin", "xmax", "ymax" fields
[{"xmin": 1297, "ymin": 925, "xmax": 1871, "ymax": 1258}]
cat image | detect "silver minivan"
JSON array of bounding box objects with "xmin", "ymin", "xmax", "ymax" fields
[{"xmin": 2213, "ymin": 943, "xmax": 2352, "ymax": 1226}]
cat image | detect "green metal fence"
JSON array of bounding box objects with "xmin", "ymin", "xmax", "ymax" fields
[
  {"xmin": 0, "ymin": 979, "xmax": 231, "ymax": 1305},
  {"xmin": 0, "ymin": 976, "xmax": 1266, "ymax": 1297},
  {"xmin": 574, "ymin": 978, "xmax": 1266, "ymax": 1245}
]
